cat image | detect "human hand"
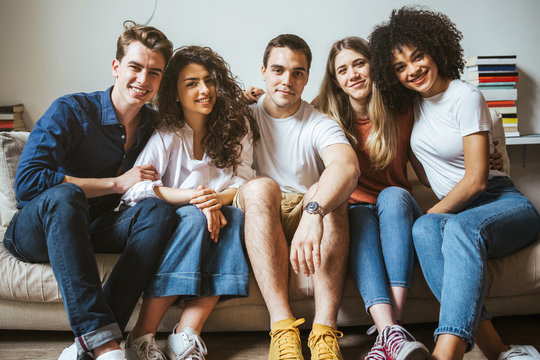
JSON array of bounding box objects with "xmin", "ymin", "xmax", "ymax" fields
[
  {"xmin": 201, "ymin": 207, "xmax": 227, "ymax": 242},
  {"xmin": 244, "ymin": 86, "xmax": 264, "ymax": 104},
  {"xmin": 490, "ymin": 140, "xmax": 504, "ymax": 171},
  {"xmin": 116, "ymin": 164, "xmax": 157, "ymax": 193},
  {"xmin": 290, "ymin": 213, "xmax": 323, "ymax": 277},
  {"xmin": 190, "ymin": 185, "xmax": 223, "ymax": 210}
]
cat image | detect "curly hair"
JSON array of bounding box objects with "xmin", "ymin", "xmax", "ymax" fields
[
  {"xmin": 155, "ymin": 46, "xmax": 259, "ymax": 169},
  {"xmin": 369, "ymin": 6, "xmax": 464, "ymax": 113}
]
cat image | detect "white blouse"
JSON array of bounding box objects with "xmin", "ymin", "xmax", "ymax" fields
[{"xmin": 121, "ymin": 125, "xmax": 256, "ymax": 207}]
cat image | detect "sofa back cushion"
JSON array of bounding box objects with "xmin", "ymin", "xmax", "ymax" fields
[{"xmin": 0, "ymin": 132, "xmax": 29, "ymax": 227}]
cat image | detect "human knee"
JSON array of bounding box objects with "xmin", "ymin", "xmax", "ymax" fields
[
  {"xmin": 239, "ymin": 177, "xmax": 281, "ymax": 208},
  {"xmin": 377, "ymin": 187, "xmax": 414, "ymax": 214},
  {"xmin": 42, "ymin": 183, "xmax": 87, "ymax": 210},
  {"xmin": 176, "ymin": 205, "xmax": 208, "ymax": 230},
  {"xmin": 412, "ymin": 215, "xmax": 441, "ymax": 244}
]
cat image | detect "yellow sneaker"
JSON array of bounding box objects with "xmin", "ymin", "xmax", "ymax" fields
[
  {"xmin": 307, "ymin": 324, "xmax": 343, "ymax": 360},
  {"xmin": 268, "ymin": 317, "xmax": 305, "ymax": 360}
]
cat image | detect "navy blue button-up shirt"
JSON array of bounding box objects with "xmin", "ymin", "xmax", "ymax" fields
[{"xmin": 15, "ymin": 87, "xmax": 156, "ymax": 218}]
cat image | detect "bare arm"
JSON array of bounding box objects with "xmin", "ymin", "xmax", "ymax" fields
[
  {"xmin": 408, "ymin": 147, "xmax": 430, "ymax": 187},
  {"xmin": 63, "ymin": 164, "xmax": 158, "ymax": 199},
  {"xmin": 427, "ymin": 132, "xmax": 489, "ymax": 214},
  {"xmin": 290, "ymin": 143, "xmax": 360, "ymax": 276}
]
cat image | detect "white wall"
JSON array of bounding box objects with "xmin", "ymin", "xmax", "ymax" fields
[
  {"xmin": 1, "ymin": 0, "xmax": 540, "ymax": 133},
  {"xmin": 1, "ymin": 0, "xmax": 539, "ymax": 207}
]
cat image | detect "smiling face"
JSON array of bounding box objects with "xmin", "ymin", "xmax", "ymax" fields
[
  {"xmin": 111, "ymin": 41, "xmax": 165, "ymax": 110},
  {"xmin": 334, "ymin": 48, "xmax": 372, "ymax": 106},
  {"xmin": 261, "ymin": 47, "xmax": 309, "ymax": 118},
  {"xmin": 176, "ymin": 62, "xmax": 216, "ymax": 120},
  {"xmin": 392, "ymin": 44, "xmax": 449, "ymax": 98}
]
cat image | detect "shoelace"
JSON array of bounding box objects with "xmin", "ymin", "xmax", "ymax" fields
[
  {"xmin": 380, "ymin": 325, "xmax": 415, "ymax": 359},
  {"xmin": 503, "ymin": 347, "xmax": 531, "ymax": 359},
  {"xmin": 365, "ymin": 343, "xmax": 387, "ymax": 360},
  {"xmin": 136, "ymin": 339, "xmax": 166, "ymax": 360},
  {"xmin": 308, "ymin": 329, "xmax": 344, "ymax": 360},
  {"xmin": 175, "ymin": 333, "xmax": 208, "ymax": 360},
  {"xmin": 269, "ymin": 318, "xmax": 305, "ymax": 360}
]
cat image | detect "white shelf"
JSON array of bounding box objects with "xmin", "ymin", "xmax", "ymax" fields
[{"xmin": 505, "ymin": 134, "xmax": 540, "ymax": 145}]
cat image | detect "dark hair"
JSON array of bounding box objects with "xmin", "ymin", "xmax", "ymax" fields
[
  {"xmin": 156, "ymin": 46, "xmax": 259, "ymax": 169},
  {"xmin": 262, "ymin": 34, "xmax": 312, "ymax": 71},
  {"xmin": 116, "ymin": 20, "xmax": 173, "ymax": 64},
  {"xmin": 369, "ymin": 6, "xmax": 464, "ymax": 113}
]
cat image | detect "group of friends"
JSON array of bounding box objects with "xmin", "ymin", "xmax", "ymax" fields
[{"xmin": 3, "ymin": 5, "xmax": 540, "ymax": 360}]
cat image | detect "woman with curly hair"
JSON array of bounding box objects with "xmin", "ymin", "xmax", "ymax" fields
[
  {"xmin": 370, "ymin": 6, "xmax": 540, "ymax": 360},
  {"xmin": 314, "ymin": 36, "xmax": 429, "ymax": 360},
  {"xmin": 121, "ymin": 45, "xmax": 258, "ymax": 360}
]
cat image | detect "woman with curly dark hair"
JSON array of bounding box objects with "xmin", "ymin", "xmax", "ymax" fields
[
  {"xmin": 120, "ymin": 45, "xmax": 258, "ymax": 360},
  {"xmin": 370, "ymin": 6, "xmax": 540, "ymax": 360}
]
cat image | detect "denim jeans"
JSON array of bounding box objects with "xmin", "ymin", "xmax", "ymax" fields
[
  {"xmin": 145, "ymin": 205, "xmax": 249, "ymax": 302},
  {"xmin": 412, "ymin": 176, "xmax": 540, "ymax": 350},
  {"xmin": 3, "ymin": 183, "xmax": 177, "ymax": 358},
  {"xmin": 349, "ymin": 187, "xmax": 422, "ymax": 312}
]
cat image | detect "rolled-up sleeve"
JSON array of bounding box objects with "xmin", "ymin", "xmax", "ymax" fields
[
  {"xmin": 121, "ymin": 130, "xmax": 170, "ymax": 206},
  {"xmin": 15, "ymin": 99, "xmax": 82, "ymax": 206}
]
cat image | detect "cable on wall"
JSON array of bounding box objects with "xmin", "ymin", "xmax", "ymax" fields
[{"xmin": 141, "ymin": 0, "xmax": 158, "ymax": 25}]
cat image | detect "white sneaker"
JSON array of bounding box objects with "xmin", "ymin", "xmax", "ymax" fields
[
  {"xmin": 95, "ymin": 350, "xmax": 125, "ymax": 360},
  {"xmin": 58, "ymin": 343, "xmax": 78, "ymax": 360},
  {"xmin": 166, "ymin": 326, "xmax": 208, "ymax": 360},
  {"xmin": 498, "ymin": 345, "xmax": 540, "ymax": 360},
  {"xmin": 125, "ymin": 333, "xmax": 166, "ymax": 360}
]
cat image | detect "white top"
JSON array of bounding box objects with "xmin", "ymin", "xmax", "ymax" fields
[
  {"xmin": 410, "ymin": 80, "xmax": 506, "ymax": 199},
  {"xmin": 252, "ymin": 96, "xmax": 349, "ymax": 194},
  {"xmin": 122, "ymin": 125, "xmax": 256, "ymax": 206}
]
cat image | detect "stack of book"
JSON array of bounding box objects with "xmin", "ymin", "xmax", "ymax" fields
[
  {"xmin": 0, "ymin": 104, "xmax": 25, "ymax": 132},
  {"xmin": 465, "ymin": 55, "xmax": 519, "ymax": 137}
]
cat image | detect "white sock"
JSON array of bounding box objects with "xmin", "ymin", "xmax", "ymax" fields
[
  {"xmin": 181, "ymin": 326, "xmax": 199, "ymax": 336},
  {"xmin": 95, "ymin": 349, "xmax": 125, "ymax": 360}
]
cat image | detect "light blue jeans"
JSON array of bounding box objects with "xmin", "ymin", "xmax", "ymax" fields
[
  {"xmin": 349, "ymin": 187, "xmax": 422, "ymax": 312},
  {"xmin": 145, "ymin": 205, "xmax": 249, "ymax": 302},
  {"xmin": 412, "ymin": 176, "xmax": 540, "ymax": 350}
]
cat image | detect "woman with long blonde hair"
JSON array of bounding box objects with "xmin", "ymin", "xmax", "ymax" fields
[{"xmin": 314, "ymin": 36, "xmax": 428, "ymax": 360}]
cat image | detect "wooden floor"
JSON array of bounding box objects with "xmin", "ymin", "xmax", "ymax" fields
[{"xmin": 0, "ymin": 315, "xmax": 539, "ymax": 359}]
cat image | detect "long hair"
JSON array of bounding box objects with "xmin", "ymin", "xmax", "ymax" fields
[
  {"xmin": 155, "ymin": 46, "xmax": 258, "ymax": 169},
  {"xmin": 370, "ymin": 6, "xmax": 464, "ymax": 113},
  {"xmin": 314, "ymin": 36, "xmax": 397, "ymax": 170}
]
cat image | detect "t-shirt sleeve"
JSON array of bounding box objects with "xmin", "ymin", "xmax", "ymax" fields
[
  {"xmin": 121, "ymin": 130, "xmax": 171, "ymax": 206},
  {"xmin": 457, "ymin": 88, "xmax": 492, "ymax": 137},
  {"xmin": 311, "ymin": 116, "xmax": 350, "ymax": 155}
]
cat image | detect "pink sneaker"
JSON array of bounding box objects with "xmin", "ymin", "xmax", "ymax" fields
[{"xmin": 380, "ymin": 325, "xmax": 428, "ymax": 360}]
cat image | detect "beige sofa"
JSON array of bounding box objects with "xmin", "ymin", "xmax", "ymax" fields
[{"xmin": 1, "ymin": 119, "xmax": 540, "ymax": 333}]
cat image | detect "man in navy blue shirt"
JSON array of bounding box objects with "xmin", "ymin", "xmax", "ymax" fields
[{"xmin": 3, "ymin": 22, "xmax": 176, "ymax": 360}]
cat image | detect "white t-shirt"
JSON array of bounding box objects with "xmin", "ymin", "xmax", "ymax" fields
[
  {"xmin": 122, "ymin": 125, "xmax": 256, "ymax": 206},
  {"xmin": 410, "ymin": 80, "xmax": 506, "ymax": 199},
  {"xmin": 251, "ymin": 96, "xmax": 349, "ymax": 194}
]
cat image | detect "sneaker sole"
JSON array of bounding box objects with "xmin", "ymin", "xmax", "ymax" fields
[{"xmin": 397, "ymin": 342, "xmax": 430, "ymax": 360}]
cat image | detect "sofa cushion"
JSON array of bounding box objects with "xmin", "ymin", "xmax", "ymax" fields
[{"xmin": 0, "ymin": 132, "xmax": 29, "ymax": 227}]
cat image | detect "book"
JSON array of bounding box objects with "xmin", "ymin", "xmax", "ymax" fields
[
  {"xmin": 467, "ymin": 71, "xmax": 519, "ymax": 79},
  {"xmin": 477, "ymin": 85, "xmax": 515, "ymax": 90},
  {"xmin": 487, "ymin": 100, "xmax": 516, "ymax": 107},
  {"xmin": 0, "ymin": 121, "xmax": 14, "ymax": 129},
  {"xmin": 502, "ymin": 117, "xmax": 519, "ymax": 124},
  {"xmin": 466, "ymin": 55, "xmax": 517, "ymax": 66},
  {"xmin": 0, "ymin": 104, "xmax": 24, "ymax": 113},
  {"xmin": 0, "ymin": 113, "xmax": 15, "ymax": 120},
  {"xmin": 480, "ymin": 89, "xmax": 517, "ymax": 101},
  {"xmin": 466, "ymin": 65, "xmax": 516, "ymax": 72},
  {"xmin": 490, "ymin": 106, "xmax": 517, "ymax": 114}
]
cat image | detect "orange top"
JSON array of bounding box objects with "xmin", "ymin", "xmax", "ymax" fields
[{"xmin": 349, "ymin": 109, "xmax": 414, "ymax": 205}]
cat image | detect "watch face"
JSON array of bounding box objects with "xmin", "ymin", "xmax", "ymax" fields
[{"xmin": 306, "ymin": 202, "xmax": 319, "ymax": 212}]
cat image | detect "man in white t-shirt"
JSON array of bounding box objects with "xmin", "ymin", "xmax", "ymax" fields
[{"xmin": 236, "ymin": 34, "xmax": 359, "ymax": 360}]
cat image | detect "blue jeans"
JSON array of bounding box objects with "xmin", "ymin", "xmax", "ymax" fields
[
  {"xmin": 349, "ymin": 187, "xmax": 422, "ymax": 312},
  {"xmin": 145, "ymin": 205, "xmax": 249, "ymax": 302},
  {"xmin": 3, "ymin": 183, "xmax": 177, "ymax": 358},
  {"xmin": 412, "ymin": 176, "xmax": 540, "ymax": 350}
]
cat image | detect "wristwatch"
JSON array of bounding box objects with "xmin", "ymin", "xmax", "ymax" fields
[{"xmin": 304, "ymin": 201, "xmax": 325, "ymax": 218}]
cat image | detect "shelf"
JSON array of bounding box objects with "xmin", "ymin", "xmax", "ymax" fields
[{"xmin": 505, "ymin": 134, "xmax": 540, "ymax": 145}]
